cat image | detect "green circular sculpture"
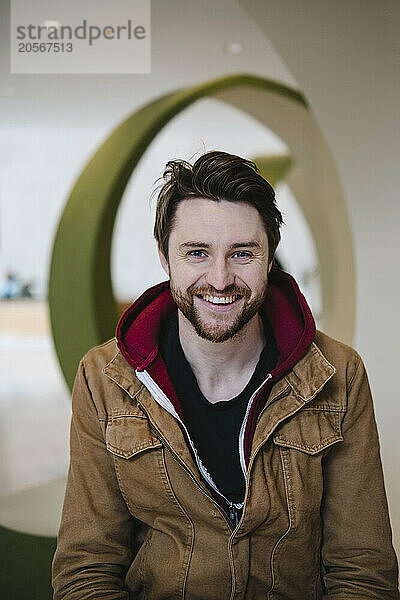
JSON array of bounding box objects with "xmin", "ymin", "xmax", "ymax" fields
[{"xmin": 48, "ymin": 73, "xmax": 307, "ymax": 390}]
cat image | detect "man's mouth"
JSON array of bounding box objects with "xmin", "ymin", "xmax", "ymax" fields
[{"xmin": 196, "ymin": 294, "xmax": 242, "ymax": 305}]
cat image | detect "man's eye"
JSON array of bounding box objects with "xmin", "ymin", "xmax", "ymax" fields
[
  {"xmin": 233, "ymin": 251, "xmax": 252, "ymax": 259},
  {"xmin": 188, "ymin": 250, "xmax": 206, "ymax": 257}
]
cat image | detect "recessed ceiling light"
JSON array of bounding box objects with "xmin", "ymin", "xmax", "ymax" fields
[
  {"xmin": 40, "ymin": 20, "xmax": 61, "ymax": 29},
  {"xmin": 223, "ymin": 42, "xmax": 243, "ymax": 55}
]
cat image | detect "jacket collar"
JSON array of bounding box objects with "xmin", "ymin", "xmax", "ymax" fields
[
  {"xmin": 102, "ymin": 346, "xmax": 142, "ymax": 399},
  {"xmin": 284, "ymin": 341, "xmax": 335, "ymax": 404},
  {"xmin": 102, "ymin": 337, "xmax": 336, "ymax": 446}
]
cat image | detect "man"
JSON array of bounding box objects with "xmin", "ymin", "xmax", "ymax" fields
[{"xmin": 52, "ymin": 151, "xmax": 399, "ymax": 599}]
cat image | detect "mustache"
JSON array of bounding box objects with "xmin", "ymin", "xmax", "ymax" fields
[{"xmin": 188, "ymin": 284, "xmax": 251, "ymax": 298}]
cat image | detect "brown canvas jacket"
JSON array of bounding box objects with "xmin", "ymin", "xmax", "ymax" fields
[{"xmin": 52, "ymin": 330, "xmax": 399, "ymax": 599}]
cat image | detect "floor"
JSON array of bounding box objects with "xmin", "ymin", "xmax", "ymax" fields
[{"xmin": 0, "ymin": 300, "xmax": 71, "ymax": 536}]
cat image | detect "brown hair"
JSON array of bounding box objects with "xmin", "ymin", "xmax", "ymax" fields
[{"xmin": 154, "ymin": 151, "xmax": 283, "ymax": 263}]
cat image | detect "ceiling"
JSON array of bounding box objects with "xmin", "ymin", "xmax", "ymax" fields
[{"xmin": 0, "ymin": 0, "xmax": 298, "ymax": 127}]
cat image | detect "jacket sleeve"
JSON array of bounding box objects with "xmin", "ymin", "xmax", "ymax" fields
[
  {"xmin": 321, "ymin": 354, "xmax": 399, "ymax": 599},
  {"xmin": 52, "ymin": 358, "xmax": 134, "ymax": 599}
]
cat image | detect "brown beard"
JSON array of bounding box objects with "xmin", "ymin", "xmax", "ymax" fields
[{"xmin": 170, "ymin": 281, "xmax": 268, "ymax": 343}]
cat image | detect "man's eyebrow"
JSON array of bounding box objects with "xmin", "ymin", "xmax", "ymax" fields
[
  {"xmin": 179, "ymin": 242, "xmax": 211, "ymax": 249},
  {"xmin": 229, "ymin": 241, "xmax": 262, "ymax": 249}
]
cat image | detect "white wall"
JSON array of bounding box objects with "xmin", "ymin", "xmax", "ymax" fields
[{"xmin": 239, "ymin": 0, "xmax": 400, "ymax": 554}]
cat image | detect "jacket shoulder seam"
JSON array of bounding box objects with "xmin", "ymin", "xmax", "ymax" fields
[
  {"xmin": 78, "ymin": 358, "xmax": 105, "ymax": 421},
  {"xmin": 347, "ymin": 353, "xmax": 362, "ymax": 394},
  {"xmin": 81, "ymin": 338, "xmax": 117, "ymax": 362}
]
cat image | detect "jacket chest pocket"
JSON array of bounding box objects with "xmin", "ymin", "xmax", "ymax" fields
[
  {"xmin": 105, "ymin": 415, "xmax": 173, "ymax": 516},
  {"xmin": 273, "ymin": 407, "xmax": 344, "ymax": 455},
  {"xmin": 272, "ymin": 407, "xmax": 344, "ymax": 516}
]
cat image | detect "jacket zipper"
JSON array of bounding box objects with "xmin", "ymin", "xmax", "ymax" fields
[
  {"xmin": 255, "ymin": 387, "xmax": 291, "ymax": 427},
  {"xmin": 238, "ymin": 373, "xmax": 272, "ymax": 475}
]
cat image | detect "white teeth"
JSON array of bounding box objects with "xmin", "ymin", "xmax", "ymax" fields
[{"xmin": 202, "ymin": 294, "xmax": 237, "ymax": 304}]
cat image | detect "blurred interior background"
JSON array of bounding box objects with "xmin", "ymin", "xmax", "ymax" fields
[{"xmin": 0, "ymin": 0, "xmax": 399, "ymax": 597}]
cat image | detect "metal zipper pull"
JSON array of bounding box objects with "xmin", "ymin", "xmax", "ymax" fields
[{"xmin": 229, "ymin": 503, "xmax": 239, "ymax": 527}]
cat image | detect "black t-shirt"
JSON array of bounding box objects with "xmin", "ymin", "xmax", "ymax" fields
[{"xmin": 159, "ymin": 310, "xmax": 279, "ymax": 504}]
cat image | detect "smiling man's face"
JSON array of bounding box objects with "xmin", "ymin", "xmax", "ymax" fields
[{"xmin": 159, "ymin": 197, "xmax": 271, "ymax": 343}]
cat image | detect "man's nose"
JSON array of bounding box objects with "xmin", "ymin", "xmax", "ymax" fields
[{"xmin": 205, "ymin": 257, "xmax": 234, "ymax": 291}]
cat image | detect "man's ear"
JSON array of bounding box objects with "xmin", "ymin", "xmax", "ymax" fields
[{"xmin": 158, "ymin": 247, "xmax": 169, "ymax": 276}]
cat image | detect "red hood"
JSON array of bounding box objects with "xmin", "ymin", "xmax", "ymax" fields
[{"xmin": 116, "ymin": 267, "xmax": 316, "ymax": 463}]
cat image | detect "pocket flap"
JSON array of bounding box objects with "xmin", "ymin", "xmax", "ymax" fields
[
  {"xmin": 273, "ymin": 409, "xmax": 343, "ymax": 455},
  {"xmin": 106, "ymin": 415, "xmax": 162, "ymax": 459}
]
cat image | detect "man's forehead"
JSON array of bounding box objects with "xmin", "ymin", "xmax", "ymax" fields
[{"xmin": 172, "ymin": 197, "xmax": 265, "ymax": 233}]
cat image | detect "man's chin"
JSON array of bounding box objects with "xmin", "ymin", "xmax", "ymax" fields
[
  {"xmin": 192, "ymin": 325, "xmax": 239, "ymax": 344},
  {"xmin": 190, "ymin": 313, "xmax": 251, "ymax": 343}
]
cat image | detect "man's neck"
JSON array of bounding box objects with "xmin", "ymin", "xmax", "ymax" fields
[{"xmin": 178, "ymin": 312, "xmax": 266, "ymax": 404}]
